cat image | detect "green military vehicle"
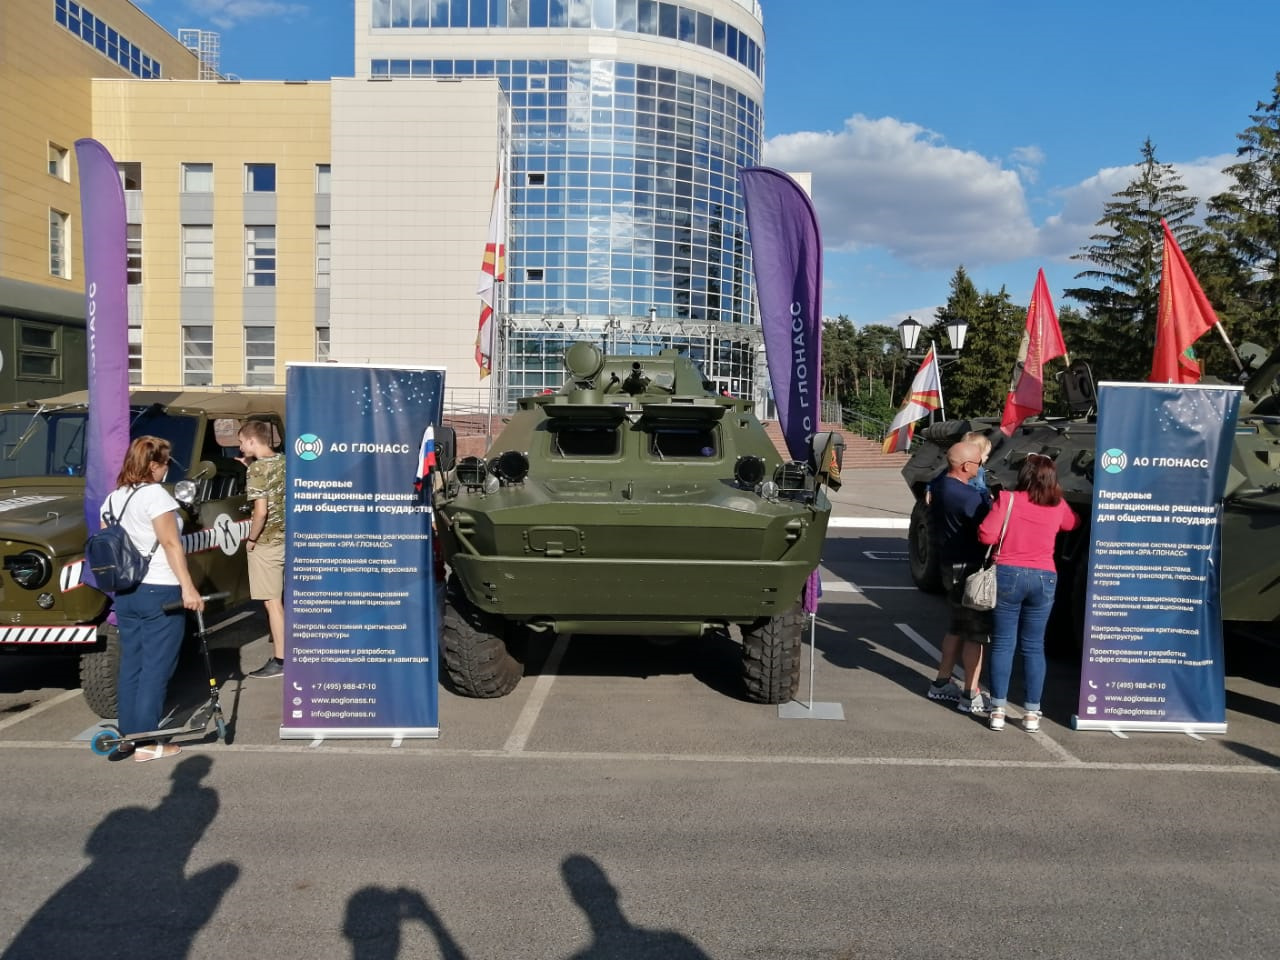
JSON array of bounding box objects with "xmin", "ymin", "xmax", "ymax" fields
[
  {"xmin": 903, "ymin": 342, "xmax": 1280, "ymax": 650},
  {"xmin": 0, "ymin": 390, "xmax": 285, "ymax": 717},
  {"xmin": 433, "ymin": 341, "xmax": 841, "ymax": 703}
]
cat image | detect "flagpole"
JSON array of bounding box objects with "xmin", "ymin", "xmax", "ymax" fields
[
  {"xmin": 933, "ymin": 341, "xmax": 947, "ymax": 423},
  {"xmin": 1212, "ymin": 320, "xmax": 1246, "ymax": 375}
]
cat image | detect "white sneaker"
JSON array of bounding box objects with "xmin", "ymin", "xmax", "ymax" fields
[
  {"xmin": 957, "ymin": 691, "xmax": 986, "ymax": 714},
  {"xmin": 989, "ymin": 709, "xmax": 1006, "ymax": 731},
  {"xmin": 1023, "ymin": 711, "xmax": 1041, "ymax": 733},
  {"xmin": 927, "ymin": 680, "xmax": 962, "ymax": 702}
]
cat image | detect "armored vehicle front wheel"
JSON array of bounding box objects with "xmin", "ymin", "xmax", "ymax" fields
[
  {"xmin": 442, "ymin": 574, "xmax": 523, "ymax": 698},
  {"xmin": 741, "ymin": 603, "xmax": 804, "ymax": 704},
  {"xmin": 79, "ymin": 623, "xmax": 120, "ymax": 719},
  {"xmin": 908, "ymin": 499, "xmax": 944, "ymax": 594}
]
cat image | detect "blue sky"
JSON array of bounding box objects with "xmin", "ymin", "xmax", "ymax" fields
[{"xmin": 136, "ymin": 1, "xmax": 1280, "ymax": 328}]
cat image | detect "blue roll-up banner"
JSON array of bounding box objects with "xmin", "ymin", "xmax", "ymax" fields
[
  {"xmin": 281, "ymin": 364, "xmax": 445, "ymax": 740},
  {"xmin": 1075, "ymin": 382, "xmax": 1242, "ymax": 734}
]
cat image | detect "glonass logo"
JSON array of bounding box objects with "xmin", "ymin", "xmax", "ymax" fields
[
  {"xmin": 1099, "ymin": 448, "xmax": 1127, "ymax": 474},
  {"xmin": 295, "ymin": 434, "xmax": 324, "ymax": 461}
]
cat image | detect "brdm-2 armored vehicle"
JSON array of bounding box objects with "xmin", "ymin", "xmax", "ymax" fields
[
  {"xmin": 0, "ymin": 390, "xmax": 285, "ymax": 717},
  {"xmin": 433, "ymin": 342, "xmax": 842, "ymax": 703},
  {"xmin": 902, "ymin": 343, "xmax": 1280, "ymax": 650}
]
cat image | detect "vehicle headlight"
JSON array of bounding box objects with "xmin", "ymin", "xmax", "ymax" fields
[{"xmin": 5, "ymin": 550, "xmax": 53, "ymax": 590}]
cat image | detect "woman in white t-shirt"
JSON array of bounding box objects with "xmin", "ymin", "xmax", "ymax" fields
[{"xmin": 99, "ymin": 436, "xmax": 204, "ymax": 762}]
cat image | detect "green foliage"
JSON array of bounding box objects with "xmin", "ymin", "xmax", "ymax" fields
[{"xmin": 940, "ymin": 285, "xmax": 1026, "ymax": 420}]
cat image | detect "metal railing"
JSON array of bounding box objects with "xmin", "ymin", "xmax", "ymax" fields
[{"xmin": 843, "ymin": 410, "xmax": 892, "ymax": 444}]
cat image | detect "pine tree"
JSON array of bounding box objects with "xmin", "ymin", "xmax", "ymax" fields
[
  {"xmin": 1064, "ymin": 138, "xmax": 1201, "ymax": 381},
  {"xmin": 1203, "ymin": 70, "xmax": 1280, "ymax": 373}
]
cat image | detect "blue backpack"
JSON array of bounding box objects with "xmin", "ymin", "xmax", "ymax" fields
[{"xmin": 86, "ymin": 487, "xmax": 159, "ymax": 593}]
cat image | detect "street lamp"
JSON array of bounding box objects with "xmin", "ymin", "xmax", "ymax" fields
[{"xmin": 897, "ymin": 315, "xmax": 968, "ymax": 360}]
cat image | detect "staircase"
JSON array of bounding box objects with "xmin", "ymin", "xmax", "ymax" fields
[{"xmin": 762, "ymin": 420, "xmax": 908, "ymax": 468}]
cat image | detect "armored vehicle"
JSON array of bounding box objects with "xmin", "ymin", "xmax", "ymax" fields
[
  {"xmin": 903, "ymin": 343, "xmax": 1280, "ymax": 650},
  {"xmin": 433, "ymin": 342, "xmax": 842, "ymax": 703},
  {"xmin": 0, "ymin": 390, "xmax": 285, "ymax": 717}
]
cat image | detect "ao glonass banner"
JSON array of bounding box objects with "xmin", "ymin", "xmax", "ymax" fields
[
  {"xmin": 281, "ymin": 364, "xmax": 445, "ymax": 739},
  {"xmin": 1076, "ymin": 382, "xmax": 1242, "ymax": 733}
]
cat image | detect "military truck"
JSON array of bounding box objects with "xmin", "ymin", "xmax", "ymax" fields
[
  {"xmin": 0, "ymin": 390, "xmax": 285, "ymax": 717},
  {"xmin": 903, "ymin": 343, "xmax": 1280, "ymax": 650},
  {"xmin": 433, "ymin": 341, "xmax": 842, "ymax": 703}
]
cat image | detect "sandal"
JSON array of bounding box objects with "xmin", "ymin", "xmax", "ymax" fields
[
  {"xmin": 134, "ymin": 743, "xmax": 182, "ymax": 763},
  {"xmin": 1023, "ymin": 711, "xmax": 1041, "ymax": 733},
  {"xmin": 989, "ymin": 709, "xmax": 1006, "ymax": 732}
]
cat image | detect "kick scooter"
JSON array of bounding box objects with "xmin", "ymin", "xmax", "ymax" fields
[{"xmin": 89, "ymin": 591, "xmax": 231, "ymax": 756}]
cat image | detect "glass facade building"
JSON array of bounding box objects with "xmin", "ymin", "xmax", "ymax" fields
[{"xmin": 361, "ymin": 0, "xmax": 767, "ymax": 403}]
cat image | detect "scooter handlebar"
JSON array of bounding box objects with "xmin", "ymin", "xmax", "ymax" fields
[{"xmin": 162, "ymin": 590, "xmax": 230, "ymax": 614}]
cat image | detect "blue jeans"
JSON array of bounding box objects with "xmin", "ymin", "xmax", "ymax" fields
[
  {"xmin": 112, "ymin": 583, "xmax": 185, "ymax": 737},
  {"xmin": 988, "ymin": 565, "xmax": 1057, "ymax": 712}
]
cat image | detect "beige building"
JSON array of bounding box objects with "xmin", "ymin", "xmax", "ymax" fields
[{"xmin": 1, "ymin": 0, "xmax": 505, "ymax": 402}]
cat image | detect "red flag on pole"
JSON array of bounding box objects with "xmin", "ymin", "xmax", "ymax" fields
[
  {"xmin": 1000, "ymin": 268, "xmax": 1068, "ymax": 435},
  {"xmin": 1151, "ymin": 219, "xmax": 1218, "ymax": 384},
  {"xmin": 882, "ymin": 344, "xmax": 942, "ymax": 453}
]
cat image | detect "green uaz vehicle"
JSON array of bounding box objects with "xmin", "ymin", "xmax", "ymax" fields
[
  {"xmin": 434, "ymin": 341, "xmax": 842, "ymax": 703},
  {"xmin": 0, "ymin": 390, "xmax": 285, "ymax": 717}
]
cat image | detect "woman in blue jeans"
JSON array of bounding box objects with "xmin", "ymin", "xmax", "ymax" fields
[
  {"xmin": 977, "ymin": 453, "xmax": 1079, "ymax": 732},
  {"xmin": 100, "ymin": 437, "xmax": 205, "ymax": 762}
]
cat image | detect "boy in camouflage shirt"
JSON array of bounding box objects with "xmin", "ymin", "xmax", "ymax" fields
[{"xmin": 240, "ymin": 421, "xmax": 287, "ymax": 678}]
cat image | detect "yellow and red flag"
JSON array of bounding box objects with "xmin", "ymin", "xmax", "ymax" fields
[
  {"xmin": 475, "ymin": 152, "xmax": 507, "ymax": 378},
  {"xmin": 1152, "ymin": 219, "xmax": 1218, "ymax": 384},
  {"xmin": 883, "ymin": 344, "xmax": 942, "ymax": 453}
]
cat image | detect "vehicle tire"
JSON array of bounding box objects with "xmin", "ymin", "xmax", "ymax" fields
[
  {"xmin": 79, "ymin": 623, "xmax": 120, "ymax": 719},
  {"xmin": 441, "ymin": 574, "xmax": 523, "ymax": 698},
  {"xmin": 741, "ymin": 602, "xmax": 804, "ymax": 704},
  {"xmin": 908, "ymin": 499, "xmax": 944, "ymax": 593}
]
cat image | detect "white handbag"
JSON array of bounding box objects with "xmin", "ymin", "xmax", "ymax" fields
[{"xmin": 961, "ymin": 495, "xmax": 1013, "ymax": 611}]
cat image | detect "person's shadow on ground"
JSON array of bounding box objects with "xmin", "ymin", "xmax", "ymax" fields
[
  {"xmin": 1, "ymin": 755, "xmax": 238, "ymax": 960},
  {"xmin": 561, "ymin": 854, "xmax": 713, "ymax": 959},
  {"xmin": 343, "ymin": 887, "xmax": 467, "ymax": 960}
]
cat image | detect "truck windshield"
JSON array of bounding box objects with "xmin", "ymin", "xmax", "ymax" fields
[{"xmin": 0, "ymin": 408, "xmax": 198, "ymax": 480}]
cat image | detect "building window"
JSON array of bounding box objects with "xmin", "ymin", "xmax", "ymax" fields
[
  {"xmin": 182, "ymin": 325, "xmax": 213, "ymax": 386},
  {"xmin": 182, "ymin": 225, "xmax": 213, "ymax": 286},
  {"xmin": 126, "ymin": 224, "xmax": 142, "ymax": 285},
  {"xmin": 316, "ymin": 327, "xmax": 330, "ymax": 362},
  {"xmin": 181, "ymin": 162, "xmax": 213, "ymax": 192},
  {"xmin": 55, "ymin": 0, "xmax": 162, "ymax": 78},
  {"xmin": 316, "ymin": 164, "xmax": 331, "ymax": 193},
  {"xmin": 117, "ymin": 162, "xmax": 142, "ymax": 190},
  {"xmin": 50, "ymin": 210, "xmax": 69, "ymax": 278},
  {"xmin": 315, "ymin": 226, "xmax": 330, "ymax": 288},
  {"xmin": 18, "ymin": 323, "xmax": 60, "ymax": 380},
  {"xmin": 527, "ymin": 267, "xmax": 544, "ymax": 282},
  {"xmin": 245, "ymin": 226, "xmax": 277, "ymax": 287},
  {"xmin": 245, "ymin": 327, "xmax": 275, "ymax": 385},
  {"xmin": 48, "ymin": 143, "xmax": 69, "ymax": 180},
  {"xmin": 128, "ymin": 326, "xmax": 142, "ymax": 385},
  {"xmin": 245, "ymin": 163, "xmax": 276, "ymax": 192}
]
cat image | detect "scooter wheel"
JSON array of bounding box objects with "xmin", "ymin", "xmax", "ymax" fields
[
  {"xmin": 215, "ymin": 717, "xmax": 227, "ymax": 742},
  {"xmin": 90, "ymin": 729, "xmax": 119, "ymax": 756}
]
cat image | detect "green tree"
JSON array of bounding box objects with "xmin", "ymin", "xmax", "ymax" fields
[
  {"xmin": 1203, "ymin": 70, "xmax": 1280, "ymax": 373},
  {"xmin": 940, "ymin": 286, "xmax": 1025, "ymax": 419},
  {"xmin": 1064, "ymin": 138, "xmax": 1201, "ymax": 381}
]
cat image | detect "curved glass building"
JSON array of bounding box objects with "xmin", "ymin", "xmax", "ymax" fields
[{"xmin": 358, "ymin": 0, "xmax": 766, "ymax": 401}]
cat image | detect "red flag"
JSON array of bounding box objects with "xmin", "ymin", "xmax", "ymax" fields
[
  {"xmin": 1000, "ymin": 268, "xmax": 1068, "ymax": 435},
  {"xmin": 475, "ymin": 152, "xmax": 507, "ymax": 378},
  {"xmin": 1151, "ymin": 219, "xmax": 1218, "ymax": 384},
  {"xmin": 883, "ymin": 345, "xmax": 942, "ymax": 453}
]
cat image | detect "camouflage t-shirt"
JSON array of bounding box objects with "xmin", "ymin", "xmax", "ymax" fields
[{"xmin": 246, "ymin": 454, "xmax": 286, "ymax": 543}]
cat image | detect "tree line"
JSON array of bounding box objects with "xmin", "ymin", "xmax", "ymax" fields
[{"xmin": 826, "ymin": 71, "xmax": 1280, "ymax": 425}]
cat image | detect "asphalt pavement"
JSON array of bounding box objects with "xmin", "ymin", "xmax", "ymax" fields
[{"xmin": 2, "ymin": 467, "xmax": 1278, "ymax": 959}]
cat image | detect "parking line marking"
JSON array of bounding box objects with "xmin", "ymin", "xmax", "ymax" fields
[
  {"xmin": 0, "ymin": 689, "xmax": 82, "ymax": 733},
  {"xmin": 504, "ymin": 631, "xmax": 571, "ymax": 754},
  {"xmin": 204, "ymin": 610, "xmax": 255, "ymax": 635},
  {"xmin": 1, "ymin": 739, "xmax": 1272, "ymax": 776},
  {"xmin": 894, "ymin": 622, "xmax": 1084, "ymax": 766},
  {"xmin": 829, "ymin": 518, "xmax": 910, "ymax": 529}
]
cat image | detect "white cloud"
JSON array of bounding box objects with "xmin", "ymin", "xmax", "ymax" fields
[
  {"xmin": 180, "ymin": 0, "xmax": 308, "ymax": 29},
  {"xmin": 763, "ymin": 115, "xmax": 1039, "ymax": 270},
  {"xmin": 1038, "ymin": 154, "xmax": 1235, "ymax": 262}
]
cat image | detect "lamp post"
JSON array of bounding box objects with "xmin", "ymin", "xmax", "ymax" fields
[{"xmin": 896, "ymin": 315, "xmax": 969, "ymax": 422}]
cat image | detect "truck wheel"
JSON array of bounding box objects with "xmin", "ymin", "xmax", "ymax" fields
[
  {"xmin": 908, "ymin": 499, "xmax": 944, "ymax": 593},
  {"xmin": 79, "ymin": 624, "xmax": 120, "ymax": 719},
  {"xmin": 741, "ymin": 603, "xmax": 804, "ymax": 704},
  {"xmin": 442, "ymin": 575, "xmax": 522, "ymax": 698}
]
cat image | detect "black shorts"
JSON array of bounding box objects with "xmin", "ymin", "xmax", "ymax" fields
[{"xmin": 941, "ymin": 562, "xmax": 992, "ymax": 644}]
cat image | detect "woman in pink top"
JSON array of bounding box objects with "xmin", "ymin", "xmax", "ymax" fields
[{"xmin": 977, "ymin": 453, "xmax": 1079, "ymax": 732}]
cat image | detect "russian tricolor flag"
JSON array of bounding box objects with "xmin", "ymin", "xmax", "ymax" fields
[{"xmin": 414, "ymin": 424, "xmax": 437, "ymax": 496}]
